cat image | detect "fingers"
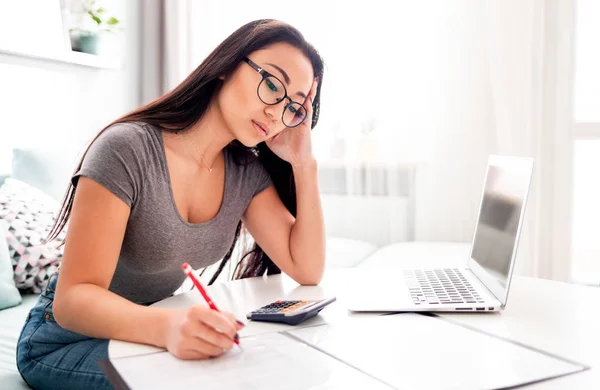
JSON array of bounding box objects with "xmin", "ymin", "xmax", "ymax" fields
[
  {"xmin": 183, "ymin": 311, "xmax": 235, "ymax": 351},
  {"xmin": 310, "ymin": 78, "xmax": 319, "ymax": 100},
  {"xmin": 305, "ymin": 78, "xmax": 319, "ymax": 121},
  {"xmin": 191, "ymin": 305, "xmax": 238, "ymax": 339},
  {"xmin": 171, "ymin": 320, "xmax": 228, "ymax": 360},
  {"xmin": 176, "ymin": 349, "xmax": 208, "ymax": 360},
  {"xmin": 236, "ymin": 319, "xmax": 245, "ymax": 331},
  {"xmin": 177, "ymin": 350, "xmax": 211, "ymax": 360},
  {"xmin": 193, "ymin": 321, "xmax": 235, "ymax": 351},
  {"xmin": 178, "ymin": 337, "xmax": 225, "ymax": 360},
  {"xmin": 222, "ymin": 312, "xmax": 246, "ymax": 331}
]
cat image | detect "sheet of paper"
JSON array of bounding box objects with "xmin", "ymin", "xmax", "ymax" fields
[
  {"xmin": 109, "ymin": 332, "xmax": 393, "ymax": 390},
  {"xmin": 285, "ymin": 314, "xmax": 587, "ymax": 390}
]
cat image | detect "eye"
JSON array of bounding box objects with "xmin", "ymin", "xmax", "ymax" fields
[{"xmin": 265, "ymin": 79, "xmax": 278, "ymax": 92}]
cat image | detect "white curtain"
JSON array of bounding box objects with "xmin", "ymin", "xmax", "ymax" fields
[
  {"xmin": 485, "ymin": 0, "xmax": 575, "ymax": 281},
  {"xmin": 139, "ymin": 0, "xmax": 193, "ymax": 103},
  {"xmin": 161, "ymin": 0, "xmax": 575, "ymax": 281},
  {"xmin": 432, "ymin": 0, "xmax": 574, "ymax": 281},
  {"xmin": 413, "ymin": 0, "xmax": 575, "ymax": 280}
]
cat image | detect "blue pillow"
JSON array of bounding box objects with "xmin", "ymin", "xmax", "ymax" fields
[
  {"xmin": 12, "ymin": 147, "xmax": 82, "ymax": 202},
  {"xmin": 0, "ymin": 220, "xmax": 21, "ymax": 310}
]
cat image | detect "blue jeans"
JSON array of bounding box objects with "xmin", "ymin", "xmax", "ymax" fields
[{"xmin": 16, "ymin": 273, "xmax": 112, "ymax": 390}]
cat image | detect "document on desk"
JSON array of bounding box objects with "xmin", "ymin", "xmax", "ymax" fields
[
  {"xmin": 102, "ymin": 332, "xmax": 393, "ymax": 390},
  {"xmin": 285, "ymin": 313, "xmax": 587, "ymax": 390}
]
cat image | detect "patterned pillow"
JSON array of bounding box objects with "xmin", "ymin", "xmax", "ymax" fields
[{"xmin": 0, "ymin": 178, "xmax": 66, "ymax": 294}]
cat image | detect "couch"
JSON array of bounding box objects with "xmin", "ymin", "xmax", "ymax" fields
[
  {"xmin": 0, "ymin": 147, "xmax": 85, "ymax": 388},
  {"xmin": 0, "ymin": 147, "xmax": 470, "ymax": 388}
]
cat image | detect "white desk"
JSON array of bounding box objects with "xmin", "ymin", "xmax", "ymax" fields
[
  {"xmin": 109, "ymin": 267, "xmax": 599, "ymax": 389},
  {"xmin": 439, "ymin": 276, "xmax": 600, "ymax": 389}
]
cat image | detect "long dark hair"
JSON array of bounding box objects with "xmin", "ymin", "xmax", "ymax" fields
[{"xmin": 46, "ymin": 19, "xmax": 324, "ymax": 284}]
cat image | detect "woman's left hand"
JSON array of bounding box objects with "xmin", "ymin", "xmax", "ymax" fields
[{"xmin": 266, "ymin": 78, "xmax": 318, "ymax": 168}]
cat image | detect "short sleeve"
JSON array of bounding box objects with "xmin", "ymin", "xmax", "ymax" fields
[
  {"xmin": 252, "ymin": 161, "xmax": 273, "ymax": 197},
  {"xmin": 72, "ymin": 123, "xmax": 149, "ymax": 207}
]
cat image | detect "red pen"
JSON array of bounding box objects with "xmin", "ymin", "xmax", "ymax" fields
[{"xmin": 181, "ymin": 262, "xmax": 241, "ymax": 346}]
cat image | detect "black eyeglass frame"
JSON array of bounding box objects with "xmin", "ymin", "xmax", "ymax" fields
[{"xmin": 243, "ymin": 57, "xmax": 308, "ymax": 128}]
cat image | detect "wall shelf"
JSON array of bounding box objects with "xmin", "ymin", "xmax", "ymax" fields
[{"xmin": 0, "ymin": 47, "xmax": 122, "ymax": 70}]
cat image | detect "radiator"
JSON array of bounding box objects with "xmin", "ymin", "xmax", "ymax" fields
[{"xmin": 318, "ymin": 163, "xmax": 416, "ymax": 246}]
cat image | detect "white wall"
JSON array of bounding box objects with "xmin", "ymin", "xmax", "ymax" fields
[{"xmin": 0, "ymin": 0, "xmax": 141, "ymax": 173}]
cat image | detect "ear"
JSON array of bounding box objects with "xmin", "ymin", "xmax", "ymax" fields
[{"xmin": 219, "ymin": 74, "xmax": 225, "ymax": 81}]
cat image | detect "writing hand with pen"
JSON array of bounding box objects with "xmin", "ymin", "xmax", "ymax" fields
[{"xmin": 162, "ymin": 263, "xmax": 244, "ymax": 360}]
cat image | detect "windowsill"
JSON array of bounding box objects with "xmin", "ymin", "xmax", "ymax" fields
[
  {"xmin": 0, "ymin": 47, "xmax": 122, "ymax": 70},
  {"xmin": 317, "ymin": 159, "xmax": 424, "ymax": 168}
]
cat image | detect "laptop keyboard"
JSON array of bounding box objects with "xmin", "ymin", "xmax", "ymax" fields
[{"xmin": 404, "ymin": 268, "xmax": 486, "ymax": 305}]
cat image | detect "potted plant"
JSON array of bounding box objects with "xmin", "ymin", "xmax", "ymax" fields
[{"xmin": 69, "ymin": 0, "xmax": 121, "ymax": 56}]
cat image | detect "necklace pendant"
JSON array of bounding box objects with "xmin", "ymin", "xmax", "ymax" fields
[{"xmin": 208, "ymin": 167, "xmax": 213, "ymax": 172}]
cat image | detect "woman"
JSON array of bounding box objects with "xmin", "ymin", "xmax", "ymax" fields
[{"xmin": 17, "ymin": 19, "xmax": 325, "ymax": 389}]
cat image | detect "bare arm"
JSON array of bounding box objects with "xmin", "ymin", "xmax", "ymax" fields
[
  {"xmin": 53, "ymin": 177, "xmax": 240, "ymax": 357},
  {"xmin": 242, "ymin": 159, "xmax": 325, "ymax": 285},
  {"xmin": 53, "ymin": 177, "xmax": 171, "ymax": 345}
]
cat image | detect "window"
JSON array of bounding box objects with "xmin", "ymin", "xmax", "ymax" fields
[{"xmin": 571, "ymin": 0, "xmax": 600, "ymax": 285}]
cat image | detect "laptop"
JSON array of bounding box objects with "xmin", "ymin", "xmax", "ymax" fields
[{"xmin": 346, "ymin": 155, "xmax": 534, "ymax": 312}]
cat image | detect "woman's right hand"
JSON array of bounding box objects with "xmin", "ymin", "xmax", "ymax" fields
[{"xmin": 164, "ymin": 305, "xmax": 243, "ymax": 360}]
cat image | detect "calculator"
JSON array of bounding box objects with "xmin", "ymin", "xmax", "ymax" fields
[{"xmin": 246, "ymin": 297, "xmax": 336, "ymax": 325}]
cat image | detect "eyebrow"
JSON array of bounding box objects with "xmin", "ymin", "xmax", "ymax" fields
[
  {"xmin": 265, "ymin": 62, "xmax": 307, "ymax": 100},
  {"xmin": 266, "ymin": 63, "xmax": 290, "ymax": 84}
]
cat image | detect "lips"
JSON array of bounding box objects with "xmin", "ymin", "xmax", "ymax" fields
[{"xmin": 252, "ymin": 120, "xmax": 269, "ymax": 136}]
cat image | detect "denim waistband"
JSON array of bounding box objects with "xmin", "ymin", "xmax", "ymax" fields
[{"xmin": 41, "ymin": 272, "xmax": 59, "ymax": 300}]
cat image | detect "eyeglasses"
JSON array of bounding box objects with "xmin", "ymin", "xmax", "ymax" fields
[{"xmin": 244, "ymin": 57, "xmax": 308, "ymax": 128}]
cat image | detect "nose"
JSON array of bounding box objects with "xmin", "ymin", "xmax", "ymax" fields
[{"xmin": 264, "ymin": 101, "xmax": 285, "ymax": 123}]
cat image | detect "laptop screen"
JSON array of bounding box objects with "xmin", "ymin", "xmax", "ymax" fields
[{"xmin": 469, "ymin": 156, "xmax": 533, "ymax": 298}]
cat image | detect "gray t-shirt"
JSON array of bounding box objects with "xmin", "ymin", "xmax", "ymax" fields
[{"xmin": 72, "ymin": 122, "xmax": 272, "ymax": 304}]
